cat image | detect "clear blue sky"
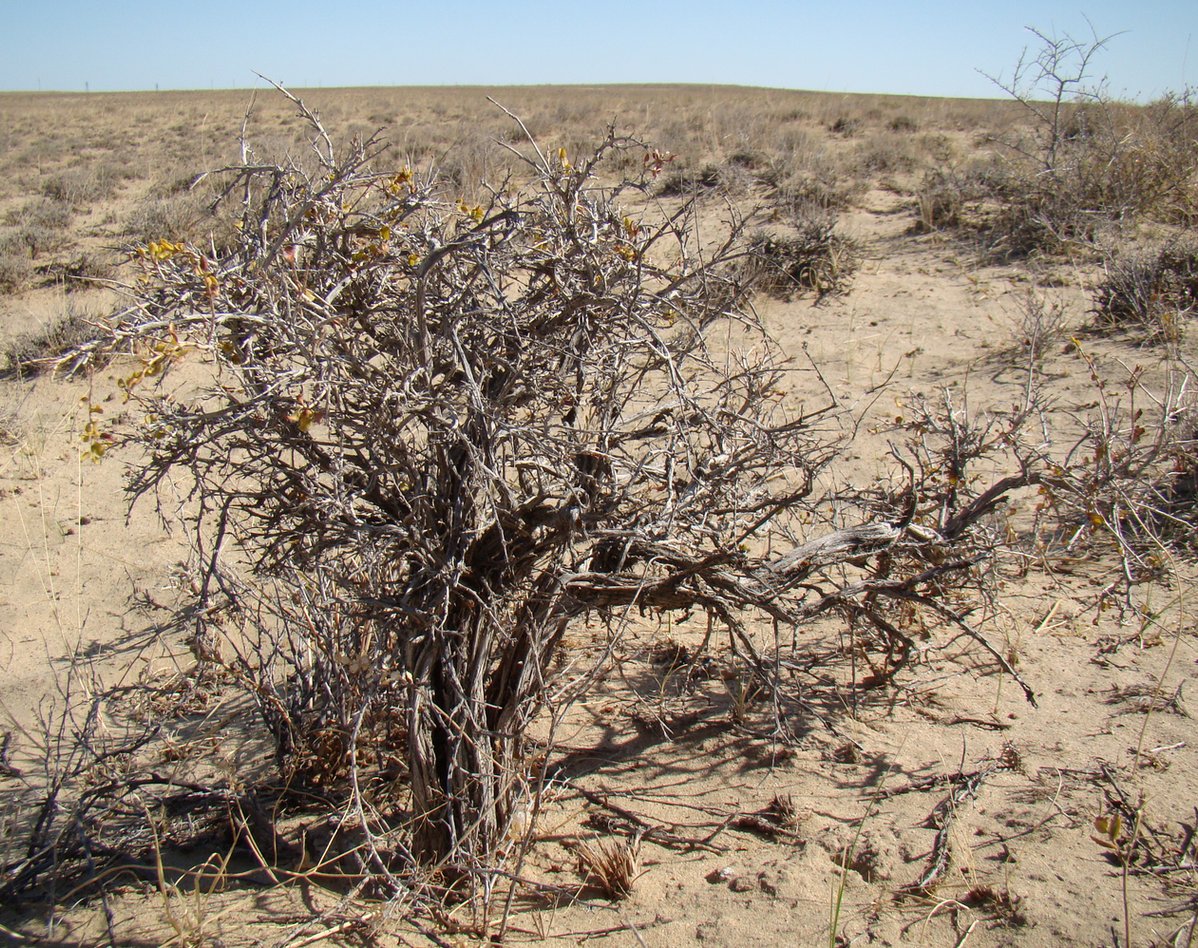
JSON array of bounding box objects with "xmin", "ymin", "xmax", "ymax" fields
[{"xmin": 1, "ymin": 1, "xmax": 1192, "ymax": 99}]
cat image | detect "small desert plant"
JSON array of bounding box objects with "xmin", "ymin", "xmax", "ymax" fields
[
  {"xmin": 851, "ymin": 131, "xmax": 922, "ymax": 177},
  {"xmin": 726, "ymin": 148, "xmax": 770, "ymax": 171},
  {"xmin": 123, "ymin": 191, "xmax": 215, "ymax": 248},
  {"xmin": 888, "ymin": 114, "xmax": 919, "ymax": 133},
  {"xmin": 722, "ymin": 670, "xmax": 766, "ymax": 724},
  {"xmin": 655, "ymin": 161, "xmax": 723, "ymax": 196},
  {"xmin": 1092, "ymin": 241, "xmax": 1198, "ymax": 344},
  {"xmin": 912, "ymin": 165, "xmax": 990, "ymax": 234},
  {"xmin": 0, "ymin": 661, "xmax": 169, "ymax": 909},
  {"xmin": 40, "ymin": 163, "xmax": 126, "ymax": 208},
  {"xmin": 0, "ymin": 237, "xmax": 33, "ymax": 293},
  {"xmin": 772, "ymin": 171, "xmax": 860, "ymax": 214},
  {"xmin": 1139, "ymin": 89, "xmax": 1198, "ymax": 224},
  {"xmin": 746, "ymin": 212, "xmax": 860, "ymax": 300},
  {"xmin": 1012, "ymin": 291, "xmax": 1069, "ymax": 366},
  {"xmin": 0, "ymin": 407, "xmax": 17, "ymax": 445},
  {"xmin": 575, "ymin": 834, "xmax": 642, "ymax": 899},
  {"xmin": 983, "ymin": 168, "xmax": 1099, "ymax": 256},
  {"xmin": 38, "ymin": 251, "xmax": 119, "ymax": 291},
  {"xmin": 1, "ymin": 303, "xmax": 101, "ymax": 377},
  {"xmin": 5, "ymin": 199, "xmax": 73, "ymax": 259},
  {"xmin": 961, "ymin": 884, "xmax": 1028, "ymax": 927},
  {"xmin": 1036, "ymin": 347, "xmax": 1198, "ymax": 590},
  {"xmin": 762, "ymin": 135, "xmax": 864, "ymax": 214},
  {"xmin": 829, "ymin": 116, "xmax": 861, "ymax": 137}
]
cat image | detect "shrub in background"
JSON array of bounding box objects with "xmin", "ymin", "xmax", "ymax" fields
[
  {"xmin": 930, "ymin": 26, "xmax": 1198, "ymax": 256},
  {"xmin": 0, "ymin": 234, "xmax": 33, "ymax": 293},
  {"xmin": 747, "ymin": 212, "xmax": 860, "ymax": 300},
  {"xmin": 1092, "ymin": 241, "xmax": 1198, "ymax": 344}
]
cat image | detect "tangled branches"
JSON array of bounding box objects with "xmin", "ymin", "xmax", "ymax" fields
[{"xmin": 44, "ymin": 97, "xmax": 1046, "ymax": 895}]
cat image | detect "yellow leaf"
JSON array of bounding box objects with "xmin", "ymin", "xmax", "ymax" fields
[
  {"xmin": 289, "ymin": 407, "xmax": 324, "ymax": 433},
  {"xmin": 1095, "ymin": 813, "xmax": 1122, "ymax": 840}
]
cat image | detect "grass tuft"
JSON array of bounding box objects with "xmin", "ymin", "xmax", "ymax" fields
[
  {"xmin": 746, "ymin": 213, "xmax": 859, "ymax": 300},
  {"xmin": 1, "ymin": 305, "xmax": 103, "ymax": 378},
  {"xmin": 576, "ymin": 834, "xmax": 642, "ymax": 899}
]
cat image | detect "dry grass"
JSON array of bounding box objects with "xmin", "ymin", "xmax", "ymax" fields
[
  {"xmin": 1, "ymin": 299, "xmax": 104, "ymax": 377},
  {"xmin": 746, "ymin": 215, "xmax": 860, "ymax": 300},
  {"xmin": 576, "ymin": 835, "xmax": 642, "ymax": 899},
  {"xmin": 0, "ymin": 85, "xmax": 1021, "ymax": 279},
  {"xmin": 1092, "ymin": 240, "xmax": 1198, "ymax": 344}
]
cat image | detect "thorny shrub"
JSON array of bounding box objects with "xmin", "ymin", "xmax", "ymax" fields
[{"xmin": 76, "ymin": 99, "xmax": 966, "ymax": 884}]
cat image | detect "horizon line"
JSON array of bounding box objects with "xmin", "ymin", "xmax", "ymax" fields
[{"xmin": 0, "ymin": 81, "xmax": 1017, "ymax": 104}]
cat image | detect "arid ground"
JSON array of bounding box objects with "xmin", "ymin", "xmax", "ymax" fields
[{"xmin": 1, "ymin": 84, "xmax": 1196, "ymax": 946}]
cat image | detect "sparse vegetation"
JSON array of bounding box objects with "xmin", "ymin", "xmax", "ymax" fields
[
  {"xmin": 0, "ymin": 63, "xmax": 1196, "ymax": 948},
  {"xmin": 4, "ymin": 198, "xmax": 73, "ymax": 260},
  {"xmin": 576, "ymin": 834, "xmax": 642, "ymax": 899},
  {"xmin": 912, "ymin": 164, "xmax": 990, "ymax": 234},
  {"xmin": 829, "ymin": 116, "xmax": 861, "ymax": 137},
  {"xmin": 655, "ymin": 161, "xmax": 724, "ymax": 196},
  {"xmin": 1012, "ymin": 290, "xmax": 1069, "ymax": 366},
  {"xmin": 40, "ymin": 162, "xmax": 129, "ymax": 208},
  {"xmin": 1036, "ymin": 349, "xmax": 1198, "ymax": 581},
  {"xmin": 0, "ymin": 236, "xmax": 32, "ymax": 293},
  {"xmin": 122, "ymin": 190, "xmax": 219, "ymax": 248}
]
